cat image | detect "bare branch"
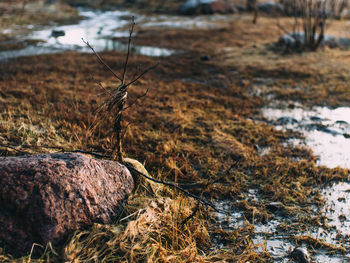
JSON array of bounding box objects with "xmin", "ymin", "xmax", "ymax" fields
[
  {"xmin": 126, "ymin": 62, "xmax": 159, "ymax": 87},
  {"xmin": 121, "ymin": 121, "xmax": 132, "ymax": 140},
  {"xmin": 0, "ymin": 143, "xmax": 111, "ymax": 159},
  {"xmin": 181, "ymin": 201, "xmax": 201, "ymax": 226},
  {"xmin": 276, "ymin": 19, "xmax": 291, "ymax": 36},
  {"xmin": 0, "ymin": 143, "xmax": 29, "ymax": 154},
  {"xmin": 84, "ymin": 17, "xmax": 158, "ymax": 162},
  {"xmin": 91, "ymin": 77, "xmax": 112, "ymax": 96},
  {"xmin": 122, "ymin": 88, "xmax": 149, "ymax": 112},
  {"xmin": 122, "ymin": 16, "xmax": 136, "ymax": 84},
  {"xmin": 82, "ymin": 38, "xmax": 123, "ymax": 82},
  {"xmin": 126, "ymin": 165, "xmax": 224, "ymax": 213}
]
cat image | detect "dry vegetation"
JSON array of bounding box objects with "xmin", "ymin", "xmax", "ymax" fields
[
  {"xmin": 1, "ymin": 1, "xmax": 350, "ymax": 262},
  {"xmin": 0, "ymin": 0, "xmax": 80, "ymax": 52},
  {"xmin": 0, "ymin": 1, "xmax": 79, "ymax": 29}
]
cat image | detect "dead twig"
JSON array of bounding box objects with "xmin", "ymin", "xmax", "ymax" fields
[
  {"xmin": 83, "ymin": 16, "xmax": 158, "ymax": 162},
  {"xmin": 125, "ymin": 165, "xmax": 224, "ymax": 213},
  {"xmin": 82, "ymin": 38, "xmax": 123, "ymax": 82},
  {"xmin": 122, "ymin": 16, "xmax": 135, "ymax": 84},
  {"xmin": 126, "ymin": 63, "xmax": 159, "ymax": 88},
  {"xmin": 0, "ymin": 143, "xmax": 28, "ymax": 154},
  {"xmin": 122, "ymin": 88, "xmax": 149, "ymax": 112},
  {"xmin": 0, "ymin": 143, "xmax": 109, "ymax": 159},
  {"xmin": 181, "ymin": 201, "xmax": 201, "ymax": 226}
]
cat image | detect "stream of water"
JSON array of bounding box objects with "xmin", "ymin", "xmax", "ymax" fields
[
  {"xmin": 257, "ymin": 105, "xmax": 350, "ymax": 262},
  {"xmin": 263, "ymin": 106, "xmax": 350, "ymax": 169},
  {"xmin": 0, "ymin": 9, "xmax": 176, "ymax": 61}
]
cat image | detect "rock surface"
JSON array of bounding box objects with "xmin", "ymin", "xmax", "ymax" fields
[
  {"xmin": 179, "ymin": 0, "xmax": 236, "ymax": 15},
  {"xmin": 0, "ymin": 153, "xmax": 134, "ymax": 257}
]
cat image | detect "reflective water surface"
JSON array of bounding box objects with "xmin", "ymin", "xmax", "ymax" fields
[
  {"xmin": 0, "ymin": 9, "xmax": 176, "ymax": 60},
  {"xmin": 263, "ymin": 106, "xmax": 350, "ymax": 168}
]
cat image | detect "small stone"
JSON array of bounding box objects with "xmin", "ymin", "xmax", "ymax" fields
[
  {"xmin": 291, "ymin": 247, "xmax": 310, "ymax": 263},
  {"xmin": 200, "ymin": 55, "xmax": 211, "ymax": 61},
  {"xmin": 339, "ymin": 214, "xmax": 347, "ymax": 222},
  {"xmin": 338, "ymin": 197, "xmax": 346, "ymax": 202},
  {"xmin": 266, "ymin": 202, "xmax": 284, "ymax": 212},
  {"xmin": 50, "ymin": 30, "xmax": 65, "ymax": 38},
  {"xmin": 343, "ymin": 133, "xmax": 350, "ymax": 139}
]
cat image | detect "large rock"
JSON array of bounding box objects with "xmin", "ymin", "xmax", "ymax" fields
[
  {"xmin": 179, "ymin": 0, "xmax": 237, "ymax": 15},
  {"xmin": 0, "ymin": 153, "xmax": 134, "ymax": 257}
]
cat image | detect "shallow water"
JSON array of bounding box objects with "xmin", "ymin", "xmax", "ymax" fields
[
  {"xmin": 216, "ymin": 183, "xmax": 350, "ymax": 262},
  {"xmin": 0, "ymin": 9, "xmax": 176, "ymax": 60},
  {"xmin": 256, "ymin": 105, "xmax": 350, "ymax": 261},
  {"xmin": 263, "ymin": 106, "xmax": 350, "ymax": 169},
  {"xmin": 215, "ymin": 105, "xmax": 350, "ymax": 262},
  {"xmin": 278, "ymin": 32, "xmax": 350, "ymax": 49},
  {"xmin": 141, "ymin": 13, "xmax": 235, "ymax": 29}
]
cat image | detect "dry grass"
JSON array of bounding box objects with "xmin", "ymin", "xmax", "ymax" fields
[
  {"xmin": 64, "ymin": 197, "xmax": 210, "ymax": 263},
  {"xmin": 0, "ymin": 1, "xmax": 79, "ymax": 27},
  {"xmin": 0, "ymin": 0, "xmax": 79, "ymax": 47},
  {"xmin": 1, "ymin": 9, "xmax": 350, "ymax": 263}
]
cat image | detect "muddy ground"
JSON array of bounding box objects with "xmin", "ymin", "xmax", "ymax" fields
[{"xmin": 0, "ymin": 0, "xmax": 350, "ymax": 262}]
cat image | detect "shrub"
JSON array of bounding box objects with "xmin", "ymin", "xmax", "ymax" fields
[{"xmin": 277, "ymin": 0, "xmax": 346, "ymax": 51}]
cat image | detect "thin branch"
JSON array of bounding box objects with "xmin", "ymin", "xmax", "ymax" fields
[
  {"xmin": 91, "ymin": 76, "xmax": 112, "ymax": 96},
  {"xmin": 126, "ymin": 62, "xmax": 159, "ymax": 87},
  {"xmin": 0, "ymin": 143, "xmax": 28, "ymax": 154},
  {"xmin": 82, "ymin": 38, "xmax": 123, "ymax": 82},
  {"xmin": 122, "ymin": 88, "xmax": 149, "ymax": 112},
  {"xmin": 0, "ymin": 143, "xmax": 65, "ymax": 152},
  {"xmin": 125, "ymin": 164, "xmax": 224, "ymax": 213},
  {"xmin": 122, "ymin": 16, "xmax": 135, "ymax": 84},
  {"xmin": 276, "ymin": 21, "xmax": 291, "ymax": 36},
  {"xmin": 121, "ymin": 121, "xmax": 131, "ymax": 140},
  {"xmin": 0, "ymin": 143, "xmax": 109, "ymax": 159},
  {"xmin": 181, "ymin": 201, "xmax": 200, "ymax": 226},
  {"xmin": 119, "ymin": 209, "xmax": 144, "ymax": 222}
]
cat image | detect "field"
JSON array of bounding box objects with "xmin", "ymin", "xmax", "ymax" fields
[{"xmin": 0, "ymin": 0, "xmax": 350, "ymax": 262}]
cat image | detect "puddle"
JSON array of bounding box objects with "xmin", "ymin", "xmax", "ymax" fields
[
  {"xmin": 262, "ymin": 106, "xmax": 350, "ymax": 169},
  {"xmin": 216, "ymin": 183, "xmax": 350, "ymax": 262},
  {"xmin": 0, "ymin": 9, "xmax": 176, "ymax": 61},
  {"xmin": 321, "ymin": 182, "xmax": 350, "ymax": 238},
  {"xmin": 215, "ymin": 199, "xmax": 293, "ymax": 262},
  {"xmin": 0, "ymin": 7, "xmax": 239, "ymax": 60},
  {"xmin": 278, "ymin": 32, "xmax": 350, "ymax": 49},
  {"xmin": 141, "ymin": 14, "xmax": 236, "ymax": 29},
  {"xmin": 311, "ymin": 181, "xmax": 350, "ymax": 262},
  {"xmin": 227, "ymin": 104, "xmax": 350, "ymax": 261}
]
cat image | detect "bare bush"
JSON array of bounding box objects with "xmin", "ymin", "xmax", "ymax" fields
[
  {"xmin": 280, "ymin": 0, "xmax": 349, "ymax": 18},
  {"xmin": 328, "ymin": 0, "xmax": 349, "ymax": 18},
  {"xmin": 277, "ymin": 0, "xmax": 342, "ymax": 51},
  {"xmin": 246, "ymin": 0, "xmax": 257, "ymax": 11},
  {"xmin": 83, "ymin": 17, "xmax": 158, "ymax": 162}
]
